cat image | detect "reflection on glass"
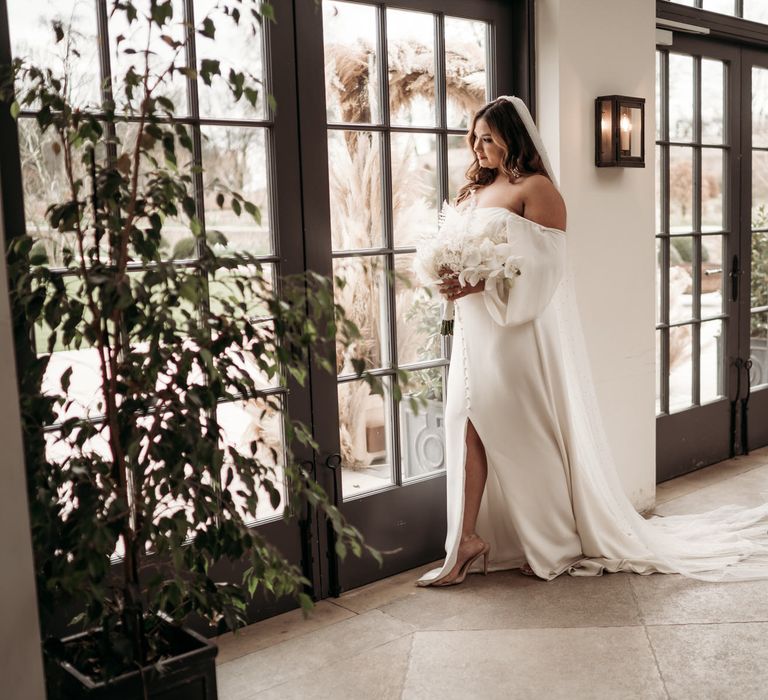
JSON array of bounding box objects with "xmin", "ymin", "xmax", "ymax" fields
[
  {"xmin": 195, "ymin": 0, "xmax": 265, "ymax": 119},
  {"xmin": 744, "ymin": 0, "xmax": 768, "ymax": 23},
  {"xmin": 752, "ymin": 232, "xmax": 768, "ymax": 309},
  {"xmin": 448, "ymin": 133, "xmax": 471, "ymax": 203},
  {"xmin": 669, "ymin": 324, "xmax": 693, "ymax": 413},
  {"xmin": 701, "ymin": 59, "xmax": 724, "ymax": 144},
  {"xmin": 391, "ymin": 133, "xmax": 438, "ymax": 247},
  {"xmin": 7, "ymin": 0, "xmax": 100, "ymax": 107},
  {"xmin": 395, "ymin": 253, "xmax": 442, "ymax": 366},
  {"xmin": 400, "ymin": 367, "xmax": 445, "ymax": 481},
  {"xmin": 387, "ymin": 9, "xmax": 436, "ymax": 127},
  {"xmin": 753, "ymin": 67, "xmax": 768, "ymax": 147},
  {"xmin": 753, "ymin": 150, "xmax": 768, "ymax": 225},
  {"xmin": 109, "ymin": 0, "xmax": 188, "ymax": 114},
  {"xmin": 339, "ymin": 378, "xmax": 394, "ymax": 497},
  {"xmin": 702, "ymin": 0, "xmax": 735, "ymax": 14},
  {"xmin": 701, "ymin": 148, "xmax": 724, "ymax": 231},
  {"xmin": 701, "ymin": 235, "xmax": 724, "ymax": 317},
  {"xmin": 700, "ymin": 319, "xmax": 724, "ymax": 403},
  {"xmin": 201, "ymin": 126, "xmax": 271, "ymax": 255},
  {"xmin": 445, "ymin": 16, "xmax": 487, "ymax": 129},
  {"xmin": 750, "ymin": 313, "xmax": 768, "ymax": 387},
  {"xmin": 328, "ymin": 130, "xmax": 383, "ymax": 249},
  {"xmin": 323, "ymin": 1, "xmax": 380, "ymax": 124},
  {"xmin": 217, "ymin": 398, "xmax": 286, "ymax": 523},
  {"xmin": 669, "ymin": 54, "xmax": 694, "ymax": 142},
  {"xmin": 670, "ymin": 236, "xmax": 694, "ymax": 323},
  {"xmin": 334, "ymin": 255, "xmax": 388, "ymax": 373},
  {"xmin": 669, "ymin": 147, "xmax": 694, "ymax": 232}
]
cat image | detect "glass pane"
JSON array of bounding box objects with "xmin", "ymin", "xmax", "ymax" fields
[
  {"xmin": 656, "ymin": 51, "xmax": 662, "ymax": 141},
  {"xmin": 201, "ymin": 126, "xmax": 271, "ymax": 255},
  {"xmin": 669, "ymin": 147, "xmax": 694, "ymax": 232},
  {"xmin": 400, "ymin": 367, "xmax": 446, "ymax": 481},
  {"xmin": 217, "ymin": 397, "xmax": 286, "ymax": 523},
  {"xmin": 669, "ymin": 54, "xmax": 694, "ymax": 142},
  {"xmin": 445, "ymin": 17, "xmax": 488, "ymax": 129},
  {"xmin": 334, "ymin": 256, "xmax": 388, "ymax": 373},
  {"xmin": 209, "ymin": 264, "xmax": 274, "ymax": 323},
  {"xmin": 656, "ymin": 237, "xmax": 663, "ymax": 324},
  {"xmin": 753, "ymin": 150, "xmax": 768, "ymax": 225},
  {"xmin": 619, "ymin": 105, "xmax": 642, "ymax": 158},
  {"xmin": 669, "ymin": 324, "xmax": 694, "ymax": 413},
  {"xmin": 328, "ymin": 130, "xmax": 383, "ymax": 250},
  {"xmin": 194, "ymin": 0, "xmax": 265, "ymax": 119},
  {"xmin": 7, "ymin": 0, "xmax": 100, "ymax": 107},
  {"xmin": 323, "ymin": 1, "xmax": 380, "ymax": 124},
  {"xmin": 115, "ymin": 121, "xmax": 191, "ymax": 259},
  {"xmin": 744, "ymin": 0, "xmax": 768, "ymax": 23},
  {"xmin": 387, "ymin": 9, "xmax": 436, "ymax": 127},
  {"xmin": 656, "ymin": 330, "xmax": 662, "ymax": 415},
  {"xmin": 43, "ymin": 347, "xmax": 103, "ymax": 422},
  {"xmin": 656, "ymin": 145, "xmax": 663, "ymax": 233},
  {"xmin": 109, "ymin": 0, "xmax": 188, "ymax": 115},
  {"xmin": 700, "ymin": 319, "xmax": 724, "ymax": 403},
  {"xmin": 701, "ymin": 59, "xmax": 724, "ymax": 145},
  {"xmin": 702, "ymin": 235, "xmax": 725, "ymax": 317},
  {"xmin": 448, "ymin": 133, "xmax": 471, "ymax": 203},
  {"xmin": 752, "ymin": 232, "xmax": 768, "ymax": 309},
  {"xmin": 701, "ymin": 148, "xmax": 724, "ymax": 231},
  {"xmin": 702, "ymin": 0, "xmax": 735, "ymax": 14},
  {"xmin": 391, "ymin": 132, "xmax": 438, "ymax": 247},
  {"xmin": 395, "ymin": 253, "xmax": 442, "ymax": 365},
  {"xmin": 18, "ymin": 117, "xmax": 103, "ymax": 267},
  {"xmin": 339, "ymin": 377, "xmax": 394, "ymax": 497},
  {"xmin": 670, "ymin": 236, "xmax": 694, "ymax": 323},
  {"xmin": 753, "ymin": 67, "xmax": 768, "ymax": 147},
  {"xmin": 750, "ymin": 313, "xmax": 768, "ymax": 388}
]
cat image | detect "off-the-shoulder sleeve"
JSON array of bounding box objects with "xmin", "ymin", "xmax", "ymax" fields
[{"xmin": 482, "ymin": 217, "xmax": 565, "ymax": 327}]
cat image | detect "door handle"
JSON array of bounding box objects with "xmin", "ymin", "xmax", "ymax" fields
[
  {"xmin": 730, "ymin": 255, "xmax": 740, "ymax": 302},
  {"xmin": 324, "ymin": 453, "xmax": 342, "ymax": 470}
]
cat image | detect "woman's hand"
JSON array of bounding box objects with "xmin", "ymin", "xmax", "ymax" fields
[{"xmin": 439, "ymin": 274, "xmax": 485, "ymax": 301}]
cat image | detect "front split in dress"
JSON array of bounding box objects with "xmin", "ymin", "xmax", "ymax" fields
[{"xmin": 418, "ymin": 202, "xmax": 768, "ymax": 586}]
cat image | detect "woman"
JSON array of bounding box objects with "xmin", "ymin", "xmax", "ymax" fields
[{"xmin": 417, "ymin": 96, "xmax": 768, "ymax": 587}]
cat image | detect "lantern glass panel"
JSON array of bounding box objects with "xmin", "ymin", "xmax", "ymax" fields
[
  {"xmin": 618, "ymin": 104, "xmax": 643, "ymax": 159},
  {"xmin": 599, "ymin": 98, "xmax": 613, "ymax": 163}
]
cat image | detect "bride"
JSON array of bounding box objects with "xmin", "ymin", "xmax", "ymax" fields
[{"xmin": 417, "ymin": 96, "xmax": 768, "ymax": 587}]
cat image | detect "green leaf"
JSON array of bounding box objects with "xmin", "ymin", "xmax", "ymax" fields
[
  {"xmin": 199, "ymin": 17, "xmax": 216, "ymax": 39},
  {"xmin": 9, "ymin": 101, "xmax": 20, "ymax": 120}
]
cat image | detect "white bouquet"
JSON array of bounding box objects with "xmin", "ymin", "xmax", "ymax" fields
[{"xmin": 413, "ymin": 203, "xmax": 523, "ymax": 334}]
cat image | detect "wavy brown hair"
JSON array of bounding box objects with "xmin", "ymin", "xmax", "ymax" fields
[{"xmin": 456, "ymin": 98, "xmax": 548, "ymax": 205}]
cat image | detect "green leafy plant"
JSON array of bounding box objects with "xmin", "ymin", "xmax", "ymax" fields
[
  {"xmin": 2, "ymin": 0, "xmax": 380, "ymax": 683},
  {"xmin": 752, "ymin": 204, "xmax": 768, "ymax": 338}
]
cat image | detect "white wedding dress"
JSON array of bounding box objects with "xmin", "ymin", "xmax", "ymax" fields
[{"xmin": 417, "ymin": 98, "xmax": 768, "ymax": 585}]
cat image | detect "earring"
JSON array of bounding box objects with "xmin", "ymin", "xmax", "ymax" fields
[{"xmin": 510, "ymin": 165, "xmax": 522, "ymax": 180}]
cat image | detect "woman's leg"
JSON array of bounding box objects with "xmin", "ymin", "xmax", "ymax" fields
[{"xmin": 440, "ymin": 419, "xmax": 488, "ymax": 581}]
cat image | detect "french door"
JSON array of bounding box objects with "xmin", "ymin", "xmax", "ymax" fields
[
  {"xmin": 294, "ymin": 0, "xmax": 523, "ymax": 594},
  {"xmin": 656, "ymin": 32, "xmax": 768, "ymax": 480},
  {"xmin": 1, "ymin": 0, "xmax": 530, "ymax": 626}
]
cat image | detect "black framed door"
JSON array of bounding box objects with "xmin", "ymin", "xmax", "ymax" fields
[
  {"xmin": 294, "ymin": 0, "xmax": 528, "ymax": 593},
  {"xmin": 656, "ymin": 29, "xmax": 768, "ymax": 480}
]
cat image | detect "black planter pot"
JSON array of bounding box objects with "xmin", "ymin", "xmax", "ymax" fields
[{"xmin": 47, "ymin": 624, "xmax": 218, "ymax": 700}]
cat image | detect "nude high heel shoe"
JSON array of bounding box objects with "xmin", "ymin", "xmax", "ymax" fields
[{"xmin": 420, "ymin": 537, "xmax": 490, "ymax": 587}]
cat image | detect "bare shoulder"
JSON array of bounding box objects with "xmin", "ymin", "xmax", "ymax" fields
[{"xmin": 520, "ymin": 174, "xmax": 567, "ymax": 232}]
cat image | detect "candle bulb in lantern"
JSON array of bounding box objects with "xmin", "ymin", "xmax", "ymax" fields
[{"xmin": 620, "ymin": 109, "xmax": 632, "ymax": 155}]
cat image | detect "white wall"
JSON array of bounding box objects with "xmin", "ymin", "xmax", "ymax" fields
[
  {"xmin": 536, "ymin": 0, "xmax": 657, "ymax": 511},
  {"xmin": 0, "ymin": 195, "xmax": 46, "ymax": 698}
]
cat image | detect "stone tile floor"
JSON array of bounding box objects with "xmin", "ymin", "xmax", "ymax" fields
[{"xmin": 216, "ymin": 446, "xmax": 768, "ymax": 699}]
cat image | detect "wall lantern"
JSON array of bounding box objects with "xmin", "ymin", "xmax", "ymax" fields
[{"xmin": 595, "ymin": 95, "xmax": 645, "ymax": 168}]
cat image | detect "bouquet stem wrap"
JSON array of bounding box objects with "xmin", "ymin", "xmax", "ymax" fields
[{"xmin": 441, "ymin": 299, "xmax": 455, "ymax": 336}]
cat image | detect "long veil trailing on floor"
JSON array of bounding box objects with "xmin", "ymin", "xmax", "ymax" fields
[{"xmin": 503, "ymin": 95, "xmax": 768, "ymax": 582}]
